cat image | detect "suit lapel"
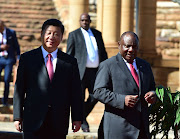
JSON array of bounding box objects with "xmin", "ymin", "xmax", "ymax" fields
[
  {"xmin": 136, "ymin": 58, "xmax": 144, "ymax": 95},
  {"xmin": 36, "ymin": 47, "xmax": 49, "ymax": 82},
  {"xmin": 78, "ymin": 28, "xmax": 88, "ymax": 55},
  {"xmin": 5, "ymin": 29, "xmax": 10, "ymax": 44},
  {"xmin": 116, "ymin": 53, "xmax": 139, "ymax": 90},
  {"xmin": 91, "ymin": 28, "xmax": 99, "ymax": 49},
  {"xmin": 52, "ymin": 50, "xmax": 65, "ymax": 82}
]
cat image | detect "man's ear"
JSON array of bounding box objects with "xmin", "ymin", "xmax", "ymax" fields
[{"xmin": 40, "ymin": 30, "xmax": 44, "ymax": 42}]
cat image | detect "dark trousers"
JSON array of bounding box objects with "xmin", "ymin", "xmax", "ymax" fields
[
  {"xmin": 0, "ymin": 57, "xmax": 14, "ymax": 105},
  {"xmin": 81, "ymin": 68, "xmax": 98, "ymax": 129},
  {"xmin": 23, "ymin": 108, "xmax": 66, "ymax": 139},
  {"xmin": 138, "ymin": 122, "xmax": 149, "ymax": 139},
  {"xmin": 138, "ymin": 129, "xmax": 148, "ymax": 139}
]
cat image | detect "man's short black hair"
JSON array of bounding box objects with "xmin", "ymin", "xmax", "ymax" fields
[
  {"xmin": 120, "ymin": 31, "xmax": 139, "ymax": 46},
  {"xmin": 41, "ymin": 19, "xmax": 64, "ymax": 35}
]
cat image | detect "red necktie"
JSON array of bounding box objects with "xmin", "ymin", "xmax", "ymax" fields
[
  {"xmin": 46, "ymin": 54, "xmax": 54, "ymax": 82},
  {"xmin": 129, "ymin": 63, "xmax": 139, "ymax": 87}
]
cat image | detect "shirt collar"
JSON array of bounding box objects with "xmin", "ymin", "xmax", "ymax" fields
[
  {"xmin": 121, "ymin": 54, "xmax": 137, "ymax": 66},
  {"xmin": 81, "ymin": 27, "xmax": 91, "ymax": 34},
  {"xmin": 1, "ymin": 27, "xmax": 6, "ymax": 36},
  {"xmin": 41, "ymin": 46, "xmax": 58, "ymax": 59}
]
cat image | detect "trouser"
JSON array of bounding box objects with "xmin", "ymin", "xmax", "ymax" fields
[
  {"xmin": 0, "ymin": 57, "xmax": 14, "ymax": 104},
  {"xmin": 81, "ymin": 68, "xmax": 98, "ymax": 129},
  {"xmin": 23, "ymin": 108, "xmax": 66, "ymax": 139}
]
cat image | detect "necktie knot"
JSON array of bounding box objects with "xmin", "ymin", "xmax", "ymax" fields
[
  {"xmin": 46, "ymin": 54, "xmax": 54, "ymax": 82},
  {"xmin": 47, "ymin": 54, "xmax": 52, "ymax": 59}
]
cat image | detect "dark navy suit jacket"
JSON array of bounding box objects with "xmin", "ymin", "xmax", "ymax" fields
[
  {"xmin": 0, "ymin": 28, "xmax": 20, "ymax": 64},
  {"xmin": 13, "ymin": 47, "xmax": 83, "ymax": 134}
]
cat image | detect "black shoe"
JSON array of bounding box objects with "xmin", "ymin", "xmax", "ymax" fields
[
  {"xmin": 2, "ymin": 98, "xmax": 8, "ymax": 106},
  {"xmin": 2, "ymin": 102, "xmax": 8, "ymax": 107},
  {"xmin": 82, "ymin": 128, "xmax": 90, "ymax": 132}
]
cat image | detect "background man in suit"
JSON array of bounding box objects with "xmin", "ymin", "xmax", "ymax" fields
[
  {"xmin": 93, "ymin": 31, "xmax": 157, "ymax": 139},
  {"xmin": 13, "ymin": 19, "xmax": 83, "ymax": 139},
  {"xmin": 0, "ymin": 20, "xmax": 20, "ymax": 106},
  {"xmin": 66, "ymin": 13, "xmax": 108, "ymax": 132}
]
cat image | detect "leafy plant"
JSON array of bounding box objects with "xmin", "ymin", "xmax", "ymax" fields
[{"xmin": 149, "ymin": 85, "xmax": 180, "ymax": 139}]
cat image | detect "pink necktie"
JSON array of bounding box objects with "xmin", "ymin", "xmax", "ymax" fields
[
  {"xmin": 46, "ymin": 54, "xmax": 54, "ymax": 82},
  {"xmin": 129, "ymin": 63, "xmax": 139, "ymax": 88}
]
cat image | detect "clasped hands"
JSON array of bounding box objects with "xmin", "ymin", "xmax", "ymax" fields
[{"xmin": 125, "ymin": 91, "xmax": 156, "ymax": 108}]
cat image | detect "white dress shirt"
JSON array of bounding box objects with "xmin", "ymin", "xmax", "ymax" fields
[
  {"xmin": 0, "ymin": 27, "xmax": 7, "ymax": 45},
  {"xmin": 81, "ymin": 27, "xmax": 99, "ymax": 68},
  {"xmin": 0, "ymin": 28, "xmax": 8, "ymax": 57},
  {"xmin": 41, "ymin": 46, "xmax": 58, "ymax": 72}
]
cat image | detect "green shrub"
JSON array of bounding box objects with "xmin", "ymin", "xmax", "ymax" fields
[{"xmin": 149, "ymin": 85, "xmax": 180, "ymax": 139}]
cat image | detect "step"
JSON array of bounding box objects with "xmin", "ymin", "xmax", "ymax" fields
[
  {"xmin": 10, "ymin": 28, "xmax": 41, "ymax": 34},
  {"xmin": 0, "ymin": 18, "xmax": 44, "ymax": 25},
  {"xmin": 0, "ymin": 0, "xmax": 54, "ymax": 6},
  {"xmin": 0, "ymin": 98, "xmax": 13, "ymax": 105},
  {"xmin": 0, "ymin": 131, "xmax": 98, "ymax": 139},
  {"xmin": 0, "ymin": 122, "xmax": 98, "ymax": 139},
  {"xmin": 0, "ymin": 102, "xmax": 104, "ymax": 124},
  {"xmin": 0, "ymin": 4, "xmax": 56, "ymax": 11},
  {"xmin": 0, "ymin": 9, "xmax": 58, "ymax": 15},
  {"xmin": 0, "ymin": 114, "xmax": 13, "ymax": 122},
  {"xmin": 0, "ymin": 13, "xmax": 59, "ymax": 21}
]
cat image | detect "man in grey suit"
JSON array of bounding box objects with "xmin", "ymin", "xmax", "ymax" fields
[
  {"xmin": 93, "ymin": 31, "xmax": 157, "ymax": 139},
  {"xmin": 67, "ymin": 13, "xmax": 107, "ymax": 132},
  {"xmin": 13, "ymin": 19, "xmax": 83, "ymax": 139}
]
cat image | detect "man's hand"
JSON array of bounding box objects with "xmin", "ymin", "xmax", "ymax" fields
[
  {"xmin": 72, "ymin": 121, "xmax": 81, "ymax": 132},
  {"xmin": 144, "ymin": 91, "xmax": 157, "ymax": 104},
  {"xmin": 125, "ymin": 95, "xmax": 139, "ymax": 108},
  {"xmin": 15, "ymin": 59, "xmax": 19, "ymax": 66},
  {"xmin": 14, "ymin": 120, "xmax": 22, "ymax": 132},
  {"xmin": 1, "ymin": 44, "xmax": 9, "ymax": 50}
]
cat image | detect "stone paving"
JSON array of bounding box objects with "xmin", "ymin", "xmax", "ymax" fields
[
  {"xmin": 0, "ymin": 82, "xmax": 179, "ymax": 138},
  {"xmin": 0, "ymin": 121, "xmax": 98, "ymax": 139}
]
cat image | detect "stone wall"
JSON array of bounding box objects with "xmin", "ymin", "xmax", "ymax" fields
[{"xmin": 156, "ymin": 1, "xmax": 180, "ymax": 60}]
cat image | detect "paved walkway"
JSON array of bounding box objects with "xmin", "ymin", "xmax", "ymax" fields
[
  {"xmin": 0, "ymin": 122, "xmax": 179, "ymax": 139},
  {"xmin": 0, "ymin": 82, "xmax": 179, "ymax": 139},
  {"xmin": 0, "ymin": 122, "xmax": 98, "ymax": 139}
]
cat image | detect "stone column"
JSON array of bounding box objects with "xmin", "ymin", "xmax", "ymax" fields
[
  {"xmin": 121, "ymin": 0, "xmax": 134, "ymax": 35},
  {"xmin": 96, "ymin": 0, "xmax": 103, "ymax": 32},
  {"xmin": 69, "ymin": 0, "xmax": 89, "ymax": 32},
  {"xmin": 138, "ymin": 0, "xmax": 157, "ymax": 61},
  {"xmin": 96, "ymin": 0, "xmax": 121, "ymax": 58},
  {"xmin": 102, "ymin": 0, "xmax": 120, "ymax": 44}
]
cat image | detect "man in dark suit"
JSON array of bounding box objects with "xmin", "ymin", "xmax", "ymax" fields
[
  {"xmin": 66, "ymin": 13, "xmax": 108, "ymax": 132},
  {"xmin": 93, "ymin": 31, "xmax": 157, "ymax": 139},
  {"xmin": 13, "ymin": 19, "xmax": 83, "ymax": 139},
  {"xmin": 0, "ymin": 20, "xmax": 20, "ymax": 106}
]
